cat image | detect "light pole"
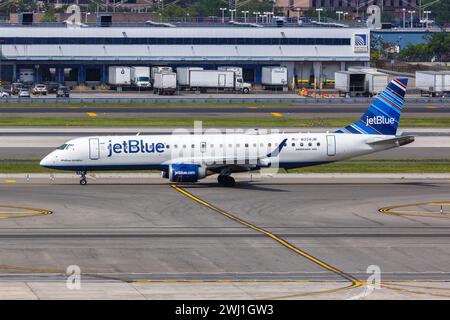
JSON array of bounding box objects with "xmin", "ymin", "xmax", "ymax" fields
[
  {"xmin": 424, "ymin": 10, "xmax": 431, "ymax": 28},
  {"xmin": 253, "ymin": 11, "xmax": 260, "ymax": 23},
  {"xmin": 186, "ymin": 12, "xmax": 189, "ymax": 23},
  {"xmin": 220, "ymin": 8, "xmax": 227, "ymax": 24},
  {"xmin": 229, "ymin": 9, "xmax": 236, "ymax": 22},
  {"xmin": 343, "ymin": 12, "xmax": 348, "ymax": 20},
  {"xmin": 241, "ymin": 10, "xmax": 249, "ymax": 23},
  {"xmin": 402, "ymin": 8, "xmax": 406, "ymax": 29},
  {"xmin": 336, "ymin": 11, "xmax": 343, "ymax": 21},
  {"xmin": 408, "ymin": 10, "xmax": 415, "ymax": 28},
  {"xmin": 316, "ymin": 8, "xmax": 323, "ymax": 23}
]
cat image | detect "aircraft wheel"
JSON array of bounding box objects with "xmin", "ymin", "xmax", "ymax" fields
[
  {"xmin": 218, "ymin": 175, "xmax": 235, "ymax": 187},
  {"xmin": 80, "ymin": 178, "xmax": 87, "ymax": 185}
]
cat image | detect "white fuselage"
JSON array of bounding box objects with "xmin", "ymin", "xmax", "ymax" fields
[{"xmin": 40, "ymin": 132, "xmax": 396, "ymax": 173}]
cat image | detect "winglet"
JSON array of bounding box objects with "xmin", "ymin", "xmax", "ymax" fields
[{"xmin": 267, "ymin": 138, "xmax": 288, "ymax": 157}]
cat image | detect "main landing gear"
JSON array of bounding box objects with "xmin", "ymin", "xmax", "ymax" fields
[
  {"xmin": 77, "ymin": 171, "xmax": 87, "ymax": 185},
  {"xmin": 218, "ymin": 175, "xmax": 235, "ymax": 187}
]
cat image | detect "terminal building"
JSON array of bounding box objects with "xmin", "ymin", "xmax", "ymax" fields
[{"xmin": 0, "ymin": 22, "xmax": 370, "ymax": 88}]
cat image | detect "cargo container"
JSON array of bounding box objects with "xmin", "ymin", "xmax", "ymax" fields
[
  {"xmin": 176, "ymin": 67, "xmax": 204, "ymax": 89},
  {"xmin": 153, "ymin": 72, "xmax": 177, "ymax": 95},
  {"xmin": 334, "ymin": 71, "xmax": 366, "ymax": 97},
  {"xmin": 416, "ymin": 71, "xmax": 450, "ymax": 97},
  {"xmin": 131, "ymin": 66, "xmax": 151, "ymax": 88},
  {"xmin": 189, "ymin": 70, "xmax": 251, "ymax": 93},
  {"xmin": 261, "ymin": 66, "xmax": 288, "ymax": 90}
]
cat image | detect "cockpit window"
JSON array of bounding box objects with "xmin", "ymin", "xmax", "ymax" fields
[
  {"xmin": 56, "ymin": 144, "xmax": 73, "ymax": 150},
  {"xmin": 57, "ymin": 144, "xmax": 67, "ymax": 150}
]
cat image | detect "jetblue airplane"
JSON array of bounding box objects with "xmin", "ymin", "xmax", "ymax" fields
[{"xmin": 40, "ymin": 78, "xmax": 414, "ymax": 187}]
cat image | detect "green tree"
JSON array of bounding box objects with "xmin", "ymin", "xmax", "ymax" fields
[
  {"xmin": 425, "ymin": 31, "xmax": 450, "ymax": 61},
  {"xmin": 40, "ymin": 7, "xmax": 57, "ymax": 23},
  {"xmin": 424, "ymin": 0, "xmax": 450, "ymax": 26}
]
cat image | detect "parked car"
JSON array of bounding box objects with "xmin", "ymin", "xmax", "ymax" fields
[
  {"xmin": 56, "ymin": 86, "xmax": 70, "ymax": 97},
  {"xmin": 18, "ymin": 88, "xmax": 31, "ymax": 98},
  {"xmin": 32, "ymin": 84, "xmax": 48, "ymax": 95},
  {"xmin": 45, "ymin": 82, "xmax": 60, "ymax": 94},
  {"xmin": 1, "ymin": 89, "xmax": 10, "ymax": 98},
  {"xmin": 10, "ymin": 82, "xmax": 23, "ymax": 95}
]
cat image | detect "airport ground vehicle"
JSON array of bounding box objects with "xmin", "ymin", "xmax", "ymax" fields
[
  {"xmin": 41, "ymin": 79, "xmax": 413, "ymax": 187},
  {"xmin": 18, "ymin": 88, "xmax": 30, "ymax": 98},
  {"xmin": 131, "ymin": 67, "xmax": 151, "ymax": 88},
  {"xmin": 153, "ymin": 72, "xmax": 177, "ymax": 95},
  {"xmin": 56, "ymin": 86, "xmax": 70, "ymax": 97},
  {"xmin": 416, "ymin": 71, "xmax": 450, "ymax": 97},
  {"xmin": 188, "ymin": 70, "xmax": 251, "ymax": 93},
  {"xmin": 262, "ymin": 66, "xmax": 288, "ymax": 90},
  {"xmin": 32, "ymin": 84, "xmax": 48, "ymax": 95}
]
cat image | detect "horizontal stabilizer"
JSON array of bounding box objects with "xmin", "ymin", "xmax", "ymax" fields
[{"xmin": 366, "ymin": 135, "xmax": 415, "ymax": 146}]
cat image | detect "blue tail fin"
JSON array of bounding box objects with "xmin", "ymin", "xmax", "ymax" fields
[{"xmin": 336, "ymin": 78, "xmax": 408, "ymax": 135}]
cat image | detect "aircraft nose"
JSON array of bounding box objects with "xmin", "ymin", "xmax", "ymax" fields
[{"xmin": 40, "ymin": 154, "xmax": 53, "ymax": 167}]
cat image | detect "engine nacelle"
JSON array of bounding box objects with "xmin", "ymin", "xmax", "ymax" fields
[{"xmin": 168, "ymin": 164, "xmax": 207, "ymax": 182}]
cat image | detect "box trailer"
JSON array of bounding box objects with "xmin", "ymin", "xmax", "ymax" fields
[
  {"xmin": 416, "ymin": 71, "xmax": 450, "ymax": 97},
  {"xmin": 131, "ymin": 66, "xmax": 151, "ymax": 88},
  {"xmin": 365, "ymin": 71, "xmax": 388, "ymax": 96},
  {"xmin": 151, "ymin": 66, "xmax": 173, "ymax": 85},
  {"xmin": 189, "ymin": 70, "xmax": 251, "ymax": 93},
  {"xmin": 176, "ymin": 67, "xmax": 204, "ymax": 88},
  {"xmin": 334, "ymin": 71, "xmax": 366, "ymax": 97},
  {"xmin": 261, "ymin": 66, "xmax": 288, "ymax": 90},
  {"xmin": 153, "ymin": 72, "xmax": 177, "ymax": 95},
  {"xmin": 108, "ymin": 66, "xmax": 131, "ymax": 91}
]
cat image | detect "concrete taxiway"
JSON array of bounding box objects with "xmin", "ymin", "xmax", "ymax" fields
[{"xmin": 0, "ymin": 176, "xmax": 449, "ymax": 299}]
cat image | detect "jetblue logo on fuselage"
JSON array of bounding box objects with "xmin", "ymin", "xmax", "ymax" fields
[
  {"xmin": 107, "ymin": 140, "xmax": 165, "ymax": 157},
  {"xmin": 366, "ymin": 116, "xmax": 395, "ymax": 125}
]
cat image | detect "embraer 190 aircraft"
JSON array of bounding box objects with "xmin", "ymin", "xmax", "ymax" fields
[{"xmin": 40, "ymin": 78, "xmax": 414, "ymax": 187}]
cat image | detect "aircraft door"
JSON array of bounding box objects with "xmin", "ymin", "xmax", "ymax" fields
[
  {"xmin": 89, "ymin": 138, "xmax": 100, "ymax": 160},
  {"xmin": 326, "ymin": 135, "xmax": 336, "ymax": 156}
]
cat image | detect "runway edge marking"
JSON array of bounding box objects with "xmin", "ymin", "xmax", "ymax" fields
[{"xmin": 169, "ymin": 184, "xmax": 364, "ymax": 298}]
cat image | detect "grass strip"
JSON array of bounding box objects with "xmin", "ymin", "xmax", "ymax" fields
[{"xmin": 1, "ymin": 117, "xmax": 450, "ymax": 127}]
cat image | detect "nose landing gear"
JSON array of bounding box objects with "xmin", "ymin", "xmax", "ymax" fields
[
  {"xmin": 218, "ymin": 175, "xmax": 235, "ymax": 187},
  {"xmin": 77, "ymin": 171, "xmax": 87, "ymax": 185}
]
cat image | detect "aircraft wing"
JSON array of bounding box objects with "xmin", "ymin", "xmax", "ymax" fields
[
  {"xmin": 164, "ymin": 138, "xmax": 288, "ymax": 168},
  {"xmin": 366, "ymin": 135, "xmax": 415, "ymax": 147}
]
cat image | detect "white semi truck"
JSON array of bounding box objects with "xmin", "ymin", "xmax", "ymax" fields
[
  {"xmin": 416, "ymin": 71, "xmax": 450, "ymax": 97},
  {"xmin": 130, "ymin": 66, "xmax": 151, "ymax": 88},
  {"xmin": 189, "ymin": 70, "xmax": 251, "ymax": 93}
]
